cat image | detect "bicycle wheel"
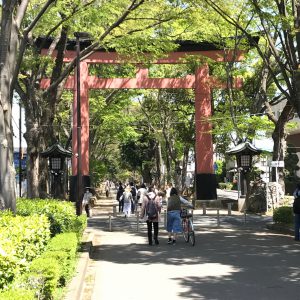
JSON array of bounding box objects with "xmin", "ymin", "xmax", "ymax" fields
[
  {"xmin": 188, "ymin": 219, "xmax": 195, "ymax": 246},
  {"xmin": 182, "ymin": 218, "xmax": 189, "ymax": 242}
]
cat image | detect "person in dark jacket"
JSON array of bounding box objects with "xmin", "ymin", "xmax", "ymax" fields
[
  {"xmin": 293, "ymin": 183, "xmax": 300, "ymax": 241},
  {"xmin": 116, "ymin": 182, "xmax": 124, "ymax": 213}
]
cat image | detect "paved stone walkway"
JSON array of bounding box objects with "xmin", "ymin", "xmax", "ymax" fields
[{"xmin": 67, "ymin": 192, "xmax": 300, "ymax": 300}]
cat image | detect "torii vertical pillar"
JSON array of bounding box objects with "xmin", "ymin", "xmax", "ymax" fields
[
  {"xmin": 70, "ymin": 61, "xmax": 90, "ymax": 202},
  {"xmin": 194, "ymin": 65, "xmax": 217, "ymax": 200}
]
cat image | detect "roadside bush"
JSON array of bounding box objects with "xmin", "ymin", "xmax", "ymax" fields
[
  {"xmin": 0, "ymin": 199, "xmax": 86, "ymax": 298},
  {"xmin": 11, "ymin": 232, "xmax": 80, "ymax": 299},
  {"xmin": 0, "ymin": 213, "xmax": 50, "ymax": 289},
  {"xmin": 41, "ymin": 251, "xmax": 69, "ymax": 286},
  {"xmin": 25, "ymin": 257, "xmax": 60, "ymax": 300},
  {"xmin": 0, "ymin": 288, "xmax": 35, "ymax": 300},
  {"xmin": 17, "ymin": 198, "xmax": 87, "ymax": 237},
  {"xmin": 47, "ymin": 232, "xmax": 78, "ymax": 261},
  {"xmin": 218, "ymin": 182, "xmax": 233, "ymax": 190},
  {"xmin": 273, "ymin": 206, "xmax": 294, "ymax": 225},
  {"xmin": 45, "ymin": 232, "xmax": 79, "ymax": 284}
]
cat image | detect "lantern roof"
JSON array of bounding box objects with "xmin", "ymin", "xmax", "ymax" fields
[
  {"xmin": 226, "ymin": 141, "xmax": 262, "ymax": 156},
  {"xmin": 40, "ymin": 142, "xmax": 72, "ymax": 158}
]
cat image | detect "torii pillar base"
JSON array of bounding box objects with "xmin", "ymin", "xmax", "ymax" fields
[
  {"xmin": 195, "ymin": 173, "xmax": 217, "ymax": 200},
  {"xmin": 69, "ymin": 175, "xmax": 91, "ymax": 202}
]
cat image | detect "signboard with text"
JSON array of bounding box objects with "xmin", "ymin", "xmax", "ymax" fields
[{"xmin": 270, "ymin": 161, "xmax": 284, "ymax": 168}]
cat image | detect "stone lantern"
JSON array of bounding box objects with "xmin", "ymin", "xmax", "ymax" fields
[
  {"xmin": 41, "ymin": 142, "xmax": 72, "ymax": 199},
  {"xmin": 226, "ymin": 141, "xmax": 262, "ymax": 204}
]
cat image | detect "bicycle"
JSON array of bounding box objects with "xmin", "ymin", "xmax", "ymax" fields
[{"xmin": 181, "ymin": 207, "xmax": 195, "ymax": 246}]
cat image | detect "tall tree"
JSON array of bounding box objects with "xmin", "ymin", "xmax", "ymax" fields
[
  {"xmin": 1, "ymin": 0, "xmax": 190, "ymax": 204},
  {"xmin": 193, "ymin": 0, "xmax": 300, "ymax": 187},
  {"xmin": 0, "ymin": 0, "xmax": 57, "ymax": 210}
]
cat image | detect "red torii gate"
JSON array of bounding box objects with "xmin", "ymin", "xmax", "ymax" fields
[{"xmin": 41, "ymin": 41, "xmax": 244, "ymax": 201}]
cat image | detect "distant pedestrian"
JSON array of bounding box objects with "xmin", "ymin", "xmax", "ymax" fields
[
  {"xmin": 105, "ymin": 179, "xmax": 111, "ymax": 197},
  {"xmin": 137, "ymin": 183, "xmax": 147, "ymax": 209},
  {"xmin": 116, "ymin": 182, "xmax": 124, "ymax": 213},
  {"xmin": 293, "ymin": 183, "xmax": 300, "ymax": 241},
  {"xmin": 82, "ymin": 188, "xmax": 93, "ymax": 217},
  {"xmin": 166, "ymin": 182, "xmax": 172, "ymax": 198},
  {"xmin": 140, "ymin": 185, "xmax": 161, "ymax": 246},
  {"xmin": 121, "ymin": 186, "xmax": 133, "ymax": 218},
  {"xmin": 130, "ymin": 182, "xmax": 137, "ymax": 213},
  {"xmin": 166, "ymin": 187, "xmax": 193, "ymax": 245}
]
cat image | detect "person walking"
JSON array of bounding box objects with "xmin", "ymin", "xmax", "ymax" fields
[
  {"xmin": 116, "ymin": 182, "xmax": 124, "ymax": 213},
  {"xmin": 137, "ymin": 183, "xmax": 147, "ymax": 210},
  {"xmin": 166, "ymin": 187, "xmax": 193, "ymax": 245},
  {"xmin": 140, "ymin": 185, "xmax": 161, "ymax": 246},
  {"xmin": 293, "ymin": 183, "xmax": 300, "ymax": 241},
  {"xmin": 122, "ymin": 186, "xmax": 133, "ymax": 218},
  {"xmin": 105, "ymin": 179, "xmax": 111, "ymax": 198},
  {"xmin": 130, "ymin": 182, "xmax": 137, "ymax": 214},
  {"xmin": 82, "ymin": 188, "xmax": 93, "ymax": 217}
]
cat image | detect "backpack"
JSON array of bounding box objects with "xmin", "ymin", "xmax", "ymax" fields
[{"xmin": 146, "ymin": 195, "xmax": 158, "ymax": 220}]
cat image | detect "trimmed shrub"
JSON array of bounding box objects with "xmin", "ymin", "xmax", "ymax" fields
[
  {"xmin": 0, "ymin": 288, "xmax": 35, "ymax": 300},
  {"xmin": 0, "ymin": 213, "xmax": 50, "ymax": 289},
  {"xmin": 218, "ymin": 182, "xmax": 233, "ymax": 190},
  {"xmin": 11, "ymin": 232, "xmax": 80, "ymax": 298},
  {"xmin": 26, "ymin": 257, "xmax": 60, "ymax": 300},
  {"xmin": 273, "ymin": 206, "xmax": 294, "ymax": 224},
  {"xmin": 41, "ymin": 251, "xmax": 69, "ymax": 286},
  {"xmin": 17, "ymin": 198, "xmax": 87, "ymax": 237},
  {"xmin": 46, "ymin": 232, "xmax": 78, "ymax": 261},
  {"xmin": 46, "ymin": 232, "xmax": 79, "ymax": 283}
]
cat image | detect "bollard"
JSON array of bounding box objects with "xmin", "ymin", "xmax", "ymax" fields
[
  {"xmin": 217, "ymin": 209, "xmax": 220, "ymax": 227},
  {"xmin": 136, "ymin": 212, "xmax": 140, "ymax": 232},
  {"xmin": 244, "ymin": 209, "xmax": 247, "ymax": 224},
  {"xmin": 164, "ymin": 209, "xmax": 167, "ymax": 228},
  {"xmin": 109, "ymin": 214, "xmax": 112, "ymax": 231},
  {"xmin": 227, "ymin": 203, "xmax": 232, "ymax": 216},
  {"xmin": 203, "ymin": 203, "xmax": 206, "ymax": 215},
  {"xmin": 113, "ymin": 205, "xmax": 117, "ymax": 217}
]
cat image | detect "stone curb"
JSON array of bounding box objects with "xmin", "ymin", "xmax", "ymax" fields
[{"xmin": 64, "ymin": 231, "xmax": 94, "ymax": 300}]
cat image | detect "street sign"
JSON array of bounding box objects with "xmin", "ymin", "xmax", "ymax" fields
[{"xmin": 270, "ymin": 161, "xmax": 284, "ymax": 167}]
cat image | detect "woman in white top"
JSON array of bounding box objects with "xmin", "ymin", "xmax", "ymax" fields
[{"xmin": 137, "ymin": 183, "xmax": 147, "ymax": 207}]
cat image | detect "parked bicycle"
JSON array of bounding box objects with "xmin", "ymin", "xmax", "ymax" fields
[{"xmin": 181, "ymin": 207, "xmax": 195, "ymax": 246}]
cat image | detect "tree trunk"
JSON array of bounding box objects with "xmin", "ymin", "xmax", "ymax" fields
[
  {"xmin": 0, "ymin": 1, "xmax": 19, "ymax": 211},
  {"xmin": 271, "ymin": 104, "xmax": 294, "ymax": 190}
]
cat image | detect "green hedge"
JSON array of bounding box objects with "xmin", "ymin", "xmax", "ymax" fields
[
  {"xmin": 25, "ymin": 256, "xmax": 60, "ymax": 300},
  {"xmin": 0, "ymin": 199, "xmax": 87, "ymax": 298},
  {"xmin": 13, "ymin": 232, "xmax": 79, "ymax": 299},
  {"xmin": 273, "ymin": 206, "xmax": 294, "ymax": 224},
  {"xmin": 45, "ymin": 232, "xmax": 78, "ymax": 284},
  {"xmin": 218, "ymin": 182, "xmax": 233, "ymax": 190},
  {"xmin": 0, "ymin": 212, "xmax": 50, "ymax": 289},
  {"xmin": 17, "ymin": 198, "xmax": 87, "ymax": 237},
  {"xmin": 0, "ymin": 288, "xmax": 35, "ymax": 300}
]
